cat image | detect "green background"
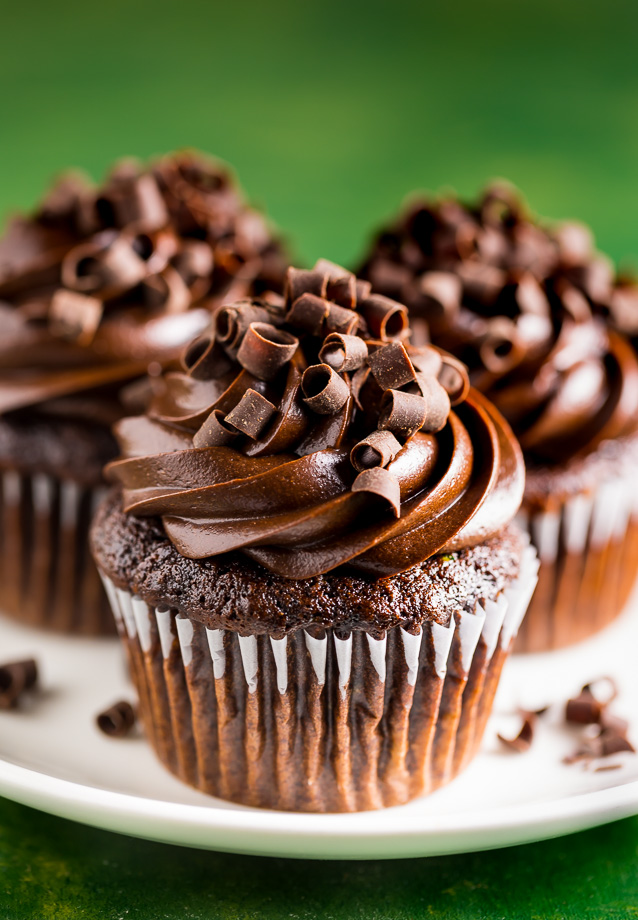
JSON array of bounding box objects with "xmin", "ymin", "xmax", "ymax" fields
[{"xmin": 2, "ymin": 0, "xmax": 638, "ymax": 916}]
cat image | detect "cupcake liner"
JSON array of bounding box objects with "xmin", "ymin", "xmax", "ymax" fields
[
  {"xmin": 515, "ymin": 472, "xmax": 638, "ymax": 652},
  {"xmin": 99, "ymin": 542, "xmax": 538, "ymax": 813},
  {"xmin": 0, "ymin": 468, "xmax": 113, "ymax": 634}
]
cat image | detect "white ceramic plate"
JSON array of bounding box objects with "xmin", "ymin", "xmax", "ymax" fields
[{"xmin": 1, "ymin": 595, "xmax": 638, "ymax": 860}]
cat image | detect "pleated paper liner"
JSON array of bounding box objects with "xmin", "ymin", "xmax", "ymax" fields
[
  {"xmin": 516, "ymin": 473, "xmax": 638, "ymax": 653},
  {"xmin": 98, "ymin": 542, "xmax": 538, "ymax": 813},
  {"xmin": 0, "ymin": 468, "xmax": 114, "ymax": 634}
]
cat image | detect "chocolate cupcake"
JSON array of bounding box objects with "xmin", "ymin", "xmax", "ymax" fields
[
  {"xmin": 91, "ymin": 261, "xmax": 537, "ymax": 812},
  {"xmin": 359, "ymin": 183, "xmax": 638, "ymax": 651},
  {"xmin": 0, "ymin": 151, "xmax": 287, "ymax": 633}
]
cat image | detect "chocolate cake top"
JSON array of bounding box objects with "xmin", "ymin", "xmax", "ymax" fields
[
  {"xmin": 359, "ymin": 183, "xmax": 638, "ymax": 466},
  {"xmin": 107, "ymin": 260, "xmax": 524, "ymax": 580},
  {"xmin": 0, "ymin": 151, "xmax": 287, "ymax": 422}
]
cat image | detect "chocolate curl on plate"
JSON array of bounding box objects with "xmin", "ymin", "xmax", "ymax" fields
[
  {"xmin": 182, "ymin": 335, "xmax": 234, "ymax": 380},
  {"xmin": 325, "ymin": 302, "xmax": 360, "ymax": 336},
  {"xmin": 286, "ymin": 293, "xmax": 330, "ymax": 335},
  {"xmin": 193, "ymin": 409, "xmax": 239, "ymax": 448},
  {"xmin": 319, "ymin": 333, "xmax": 368, "ymax": 372},
  {"xmin": 62, "ymin": 231, "xmax": 147, "ymax": 299},
  {"xmin": 301, "ymin": 364, "xmax": 350, "ymax": 414},
  {"xmin": 498, "ymin": 715, "xmax": 535, "ymax": 753},
  {"xmin": 225, "ymin": 389, "xmax": 277, "ymax": 439},
  {"xmin": 359, "ymin": 294, "xmax": 408, "ymax": 340},
  {"xmin": 236, "ymin": 322, "xmax": 299, "ymax": 381},
  {"xmin": 96, "ymin": 700, "xmax": 137, "ymax": 738},
  {"xmin": 48, "ymin": 289, "xmax": 104, "ymax": 346},
  {"xmin": 565, "ymin": 677, "xmax": 619, "ymax": 725},
  {"xmin": 352, "ymin": 467, "xmax": 401, "ymax": 518},
  {"xmin": 97, "ymin": 171, "xmax": 169, "ymax": 232},
  {"xmin": 214, "ymin": 300, "xmax": 277, "ymax": 354},
  {"xmin": 438, "ymin": 354, "xmax": 470, "ymax": 406},
  {"xmin": 0, "ymin": 659, "xmax": 38, "ymax": 710},
  {"xmin": 368, "ymin": 342, "xmax": 416, "ymax": 391},
  {"xmin": 313, "ymin": 259, "xmax": 357, "ymax": 309},
  {"xmin": 378, "ymin": 389, "xmax": 428, "ymax": 441},
  {"xmin": 285, "ymin": 267, "xmax": 328, "ymax": 305},
  {"xmin": 479, "ymin": 317, "xmax": 524, "ymax": 374},
  {"xmin": 350, "ymin": 430, "xmax": 403, "ymax": 471}
]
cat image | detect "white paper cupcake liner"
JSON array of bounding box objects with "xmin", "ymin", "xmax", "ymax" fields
[
  {"xmin": 516, "ymin": 472, "xmax": 638, "ymax": 652},
  {"xmin": 0, "ymin": 468, "xmax": 112, "ymax": 634},
  {"xmin": 99, "ymin": 541, "xmax": 538, "ymax": 812}
]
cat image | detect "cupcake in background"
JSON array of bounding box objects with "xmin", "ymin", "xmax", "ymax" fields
[
  {"xmin": 0, "ymin": 151, "xmax": 288, "ymax": 634},
  {"xmin": 359, "ymin": 183, "xmax": 638, "ymax": 651},
  {"xmin": 91, "ymin": 261, "xmax": 537, "ymax": 812}
]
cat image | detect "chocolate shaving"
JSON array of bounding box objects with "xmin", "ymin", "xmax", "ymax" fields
[
  {"xmin": 437, "ymin": 355, "xmax": 470, "ymax": 406},
  {"xmin": 285, "ymin": 267, "xmax": 328, "ymax": 305},
  {"xmin": 408, "ymin": 373, "xmax": 451, "ymax": 432},
  {"xmin": 214, "ymin": 300, "xmax": 278, "ymax": 354},
  {"xmin": 48, "ymin": 289, "xmax": 103, "ymax": 346},
  {"xmin": 368, "ymin": 342, "xmax": 416, "ymax": 391},
  {"xmin": 325, "ymin": 302, "xmax": 360, "ymax": 335},
  {"xmin": 350, "ymin": 430, "xmax": 402, "ymax": 471},
  {"xmin": 193, "ymin": 409, "xmax": 239, "ymax": 448},
  {"xmin": 416, "ymin": 271, "xmax": 462, "ymax": 318},
  {"xmin": 314, "ymin": 259, "xmax": 357, "ymax": 308},
  {"xmin": 182, "ymin": 336, "xmax": 234, "ymax": 380},
  {"xmin": 98, "ymin": 171, "xmax": 168, "ymax": 231},
  {"xmin": 498, "ymin": 715, "xmax": 535, "ymax": 753},
  {"xmin": 171, "ymin": 240, "xmax": 214, "ymax": 292},
  {"xmin": 319, "ymin": 333, "xmax": 368, "ymax": 372},
  {"xmin": 236, "ymin": 322, "xmax": 299, "ymax": 381},
  {"xmin": 378, "ymin": 389, "xmax": 428, "ymax": 441},
  {"xmin": 96, "ymin": 700, "xmax": 137, "ymax": 738},
  {"xmin": 225, "ymin": 389, "xmax": 277, "ymax": 439},
  {"xmin": 61, "ymin": 230, "xmax": 147, "ymax": 299},
  {"xmin": 301, "ymin": 364, "xmax": 350, "ymax": 414},
  {"xmin": 479, "ymin": 317, "xmax": 523, "ymax": 374},
  {"xmin": 286, "ymin": 293, "xmax": 330, "ymax": 335},
  {"xmin": 409, "ymin": 345, "xmax": 442, "ymax": 377},
  {"xmin": 0, "ymin": 659, "xmax": 38, "ymax": 709},
  {"xmin": 565, "ymin": 688, "xmax": 604, "ymax": 725},
  {"xmin": 359, "ymin": 294, "xmax": 408, "ymax": 340},
  {"xmin": 355, "ymin": 279, "xmax": 372, "ymax": 301},
  {"xmin": 352, "ymin": 467, "xmax": 401, "ymax": 517}
]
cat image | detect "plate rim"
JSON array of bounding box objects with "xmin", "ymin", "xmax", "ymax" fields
[{"xmin": 2, "ymin": 755, "xmax": 638, "ymax": 859}]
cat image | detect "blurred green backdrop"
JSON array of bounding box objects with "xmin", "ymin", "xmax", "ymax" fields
[{"xmin": 1, "ymin": 0, "xmax": 637, "ymax": 270}]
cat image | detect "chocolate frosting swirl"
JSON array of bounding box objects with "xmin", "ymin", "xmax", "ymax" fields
[
  {"xmin": 107, "ymin": 261, "xmax": 524, "ymax": 578},
  {"xmin": 0, "ymin": 152, "xmax": 287, "ymax": 421},
  {"xmin": 359, "ymin": 183, "xmax": 638, "ymax": 465}
]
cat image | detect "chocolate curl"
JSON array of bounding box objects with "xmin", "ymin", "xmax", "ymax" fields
[
  {"xmin": 438, "ymin": 355, "xmax": 470, "ymax": 406},
  {"xmin": 225, "ymin": 388, "xmax": 277, "ymax": 438},
  {"xmin": 286, "ymin": 293, "xmax": 330, "ymax": 334},
  {"xmin": 48, "ymin": 289, "xmax": 104, "ymax": 346},
  {"xmin": 355, "ymin": 279, "xmax": 372, "ymax": 302},
  {"xmin": 214, "ymin": 300, "xmax": 277, "ymax": 354},
  {"xmin": 62, "ymin": 231, "xmax": 147, "ymax": 299},
  {"xmin": 171, "ymin": 240, "xmax": 214, "ymax": 298},
  {"xmin": 559, "ymin": 282, "xmax": 593, "ymax": 324},
  {"xmin": 555, "ymin": 222, "xmax": 594, "ymax": 268},
  {"xmin": 565, "ymin": 687, "xmax": 605, "ymax": 725},
  {"xmin": 193, "ymin": 409, "xmax": 238, "ymax": 448},
  {"xmin": 38, "ymin": 172, "xmax": 89, "ymax": 225},
  {"xmin": 416, "ymin": 271, "xmax": 461, "ymax": 319},
  {"xmin": 352, "ymin": 467, "xmax": 401, "ymax": 518},
  {"xmin": 301, "ymin": 364, "xmax": 350, "ymax": 414},
  {"xmin": 96, "ymin": 700, "xmax": 137, "ymax": 738},
  {"xmin": 284, "ymin": 267, "xmax": 328, "ymax": 305},
  {"xmin": 319, "ymin": 333, "xmax": 368, "ymax": 372},
  {"xmin": 182, "ymin": 335, "xmax": 234, "ymax": 380},
  {"xmin": 378, "ymin": 389, "xmax": 428, "ymax": 441},
  {"xmin": 236, "ymin": 322, "xmax": 299, "ymax": 381},
  {"xmin": 98, "ymin": 172, "xmax": 168, "ymax": 231},
  {"xmin": 325, "ymin": 302, "xmax": 360, "ymax": 335},
  {"xmin": 359, "ymin": 294, "xmax": 408, "ymax": 341},
  {"xmin": 313, "ymin": 259, "xmax": 357, "ymax": 308},
  {"xmin": 368, "ymin": 342, "xmax": 416, "ymax": 391},
  {"xmin": 410, "ymin": 374, "xmax": 452, "ymax": 432},
  {"xmin": 128, "ymin": 228, "xmax": 179, "ymax": 275},
  {"xmin": 409, "ymin": 345, "xmax": 443, "ymax": 377},
  {"xmin": 143, "ymin": 266, "xmax": 191, "ymax": 313},
  {"xmin": 498, "ymin": 716, "xmax": 535, "ymax": 753},
  {"xmin": 350, "ymin": 430, "xmax": 402, "ymax": 471},
  {"xmin": 479, "ymin": 317, "xmax": 524, "ymax": 374},
  {"xmin": 0, "ymin": 659, "xmax": 38, "ymax": 710},
  {"xmin": 515, "ymin": 274, "xmax": 550, "ymax": 316}
]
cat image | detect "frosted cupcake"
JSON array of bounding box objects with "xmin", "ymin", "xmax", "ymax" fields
[
  {"xmin": 359, "ymin": 183, "xmax": 638, "ymax": 651},
  {"xmin": 0, "ymin": 151, "xmax": 287, "ymax": 633},
  {"xmin": 91, "ymin": 261, "xmax": 537, "ymax": 812}
]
